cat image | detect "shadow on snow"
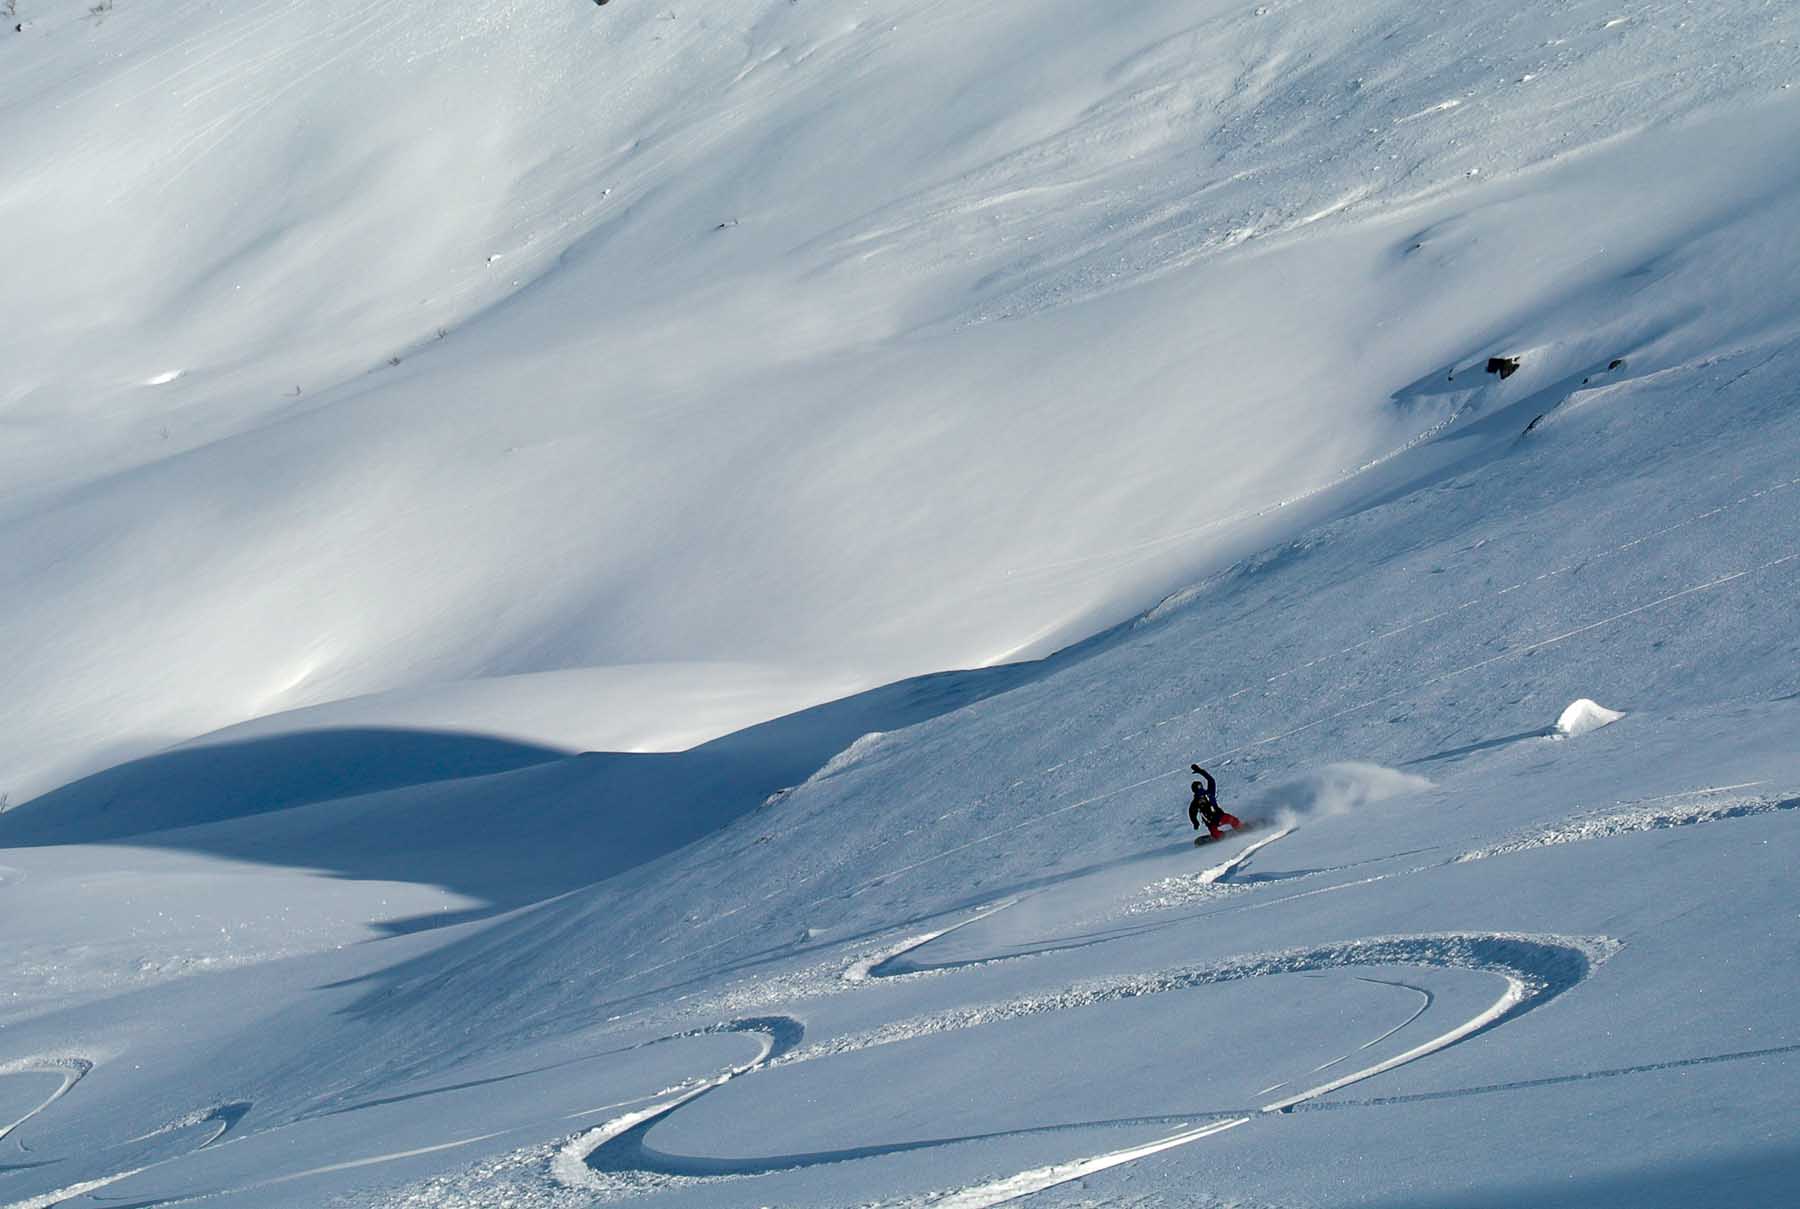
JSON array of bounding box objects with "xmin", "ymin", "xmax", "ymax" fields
[{"xmin": 0, "ymin": 665, "xmax": 1045, "ymax": 925}]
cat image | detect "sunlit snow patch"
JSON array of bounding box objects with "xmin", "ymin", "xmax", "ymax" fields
[
  {"xmin": 1555, "ymin": 698, "xmax": 1625, "ymax": 738},
  {"xmin": 143, "ymin": 369, "xmax": 183, "ymax": 385}
]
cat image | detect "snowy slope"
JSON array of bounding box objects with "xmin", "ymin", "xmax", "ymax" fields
[
  {"xmin": 3, "ymin": 1, "xmax": 1800, "ymax": 1206},
  {"xmin": 6, "ymin": 0, "xmax": 1799, "ymax": 798}
]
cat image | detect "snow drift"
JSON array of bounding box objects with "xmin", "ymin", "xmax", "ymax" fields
[{"xmin": 1556, "ymin": 699, "xmax": 1626, "ymax": 739}]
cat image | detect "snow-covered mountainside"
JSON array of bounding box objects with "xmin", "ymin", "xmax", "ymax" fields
[{"xmin": 2, "ymin": 1, "xmax": 1797, "ymax": 1206}]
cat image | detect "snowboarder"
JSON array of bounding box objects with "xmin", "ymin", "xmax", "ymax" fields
[{"xmin": 1188, "ymin": 764, "xmax": 1243, "ymax": 842}]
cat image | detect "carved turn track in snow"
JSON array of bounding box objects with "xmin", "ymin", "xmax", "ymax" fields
[
  {"xmin": 1458, "ymin": 785, "xmax": 1799, "ymax": 863},
  {"xmin": 1196, "ymin": 824, "xmax": 1294, "ymax": 885},
  {"xmin": 547, "ymin": 931, "xmax": 1615, "ymax": 1204},
  {"xmin": 0, "ymin": 1080, "xmax": 259, "ymax": 1209},
  {"xmin": 0, "ymin": 1059, "xmax": 91, "ymax": 1148}
]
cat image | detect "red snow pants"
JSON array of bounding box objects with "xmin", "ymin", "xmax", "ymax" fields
[{"xmin": 1207, "ymin": 812, "xmax": 1243, "ymax": 840}]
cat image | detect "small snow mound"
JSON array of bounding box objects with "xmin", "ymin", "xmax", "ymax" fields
[{"xmin": 1555, "ymin": 698, "xmax": 1625, "ymax": 738}]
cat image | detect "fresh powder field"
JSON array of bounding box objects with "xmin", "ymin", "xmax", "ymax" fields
[{"xmin": 2, "ymin": 2, "xmax": 1796, "ymax": 1206}]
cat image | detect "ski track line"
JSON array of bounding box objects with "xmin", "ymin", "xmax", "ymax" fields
[
  {"xmin": 239, "ymin": 1131, "xmax": 516, "ymax": 1195},
  {"xmin": 350, "ymin": 919, "xmax": 1461, "ymax": 1207},
  {"xmin": 233, "ymin": 922, "xmax": 1607, "ymax": 1205},
  {"xmin": 914, "ymin": 1116, "xmax": 1251, "ymax": 1209},
  {"xmin": 0, "ymin": 1165, "xmax": 152, "ymax": 1209},
  {"xmin": 1457, "ymin": 788, "xmax": 1800, "ymax": 863},
  {"xmin": 844, "ymin": 900, "xmax": 1020, "ymax": 984},
  {"xmin": 0, "ymin": 1059, "xmax": 92, "ymax": 1147},
  {"xmin": 5, "ymin": 1088, "xmax": 682, "ymax": 1209},
  {"xmin": 1197, "ymin": 825, "xmax": 1293, "ymax": 885},
  {"xmin": 796, "ymin": 546, "xmax": 1800, "ymax": 913},
  {"xmin": 824, "ymin": 935, "xmax": 1598, "ymax": 1115},
  {"xmin": 1130, "ymin": 840, "xmax": 1450, "ymax": 919},
  {"xmin": 547, "ymin": 933, "xmax": 1611, "ymax": 1204},
  {"xmin": 0, "ymin": 1080, "xmax": 679, "ymax": 1209},
  {"xmin": 1259, "ymin": 976, "xmax": 1434, "ymax": 1096},
  {"xmin": 1256, "ymin": 971, "xmax": 1526, "ymax": 1114},
  {"xmin": 0, "ymin": 1096, "xmax": 266, "ymax": 1209},
  {"xmin": 15, "ymin": 0, "xmax": 288, "ymax": 116},
  {"xmin": 1290, "ymin": 1041, "xmax": 1800, "ymax": 1112},
  {"xmin": 1154, "ymin": 784, "xmax": 1799, "ymax": 934},
  {"xmin": 118, "ymin": 1102, "xmax": 254, "ymax": 1154},
  {"xmin": 152, "ymin": 7, "xmax": 409, "ymax": 196},
  {"xmin": 562, "ymin": 1091, "xmax": 676, "ymax": 1123},
  {"xmin": 22, "ymin": 1135, "xmax": 519, "ymax": 1209}
]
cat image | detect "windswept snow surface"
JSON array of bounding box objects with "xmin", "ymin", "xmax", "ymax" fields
[{"xmin": 3, "ymin": 1, "xmax": 1800, "ymax": 1207}]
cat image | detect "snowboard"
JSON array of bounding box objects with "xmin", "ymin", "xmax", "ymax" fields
[{"xmin": 1194, "ymin": 820, "xmax": 1257, "ymax": 847}]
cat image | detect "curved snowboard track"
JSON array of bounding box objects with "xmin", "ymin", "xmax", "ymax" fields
[
  {"xmin": 556, "ymin": 931, "xmax": 1616, "ymax": 1203},
  {"xmin": 0, "ymin": 844, "xmax": 1626, "ymax": 1207},
  {"xmin": 0, "ymin": 1085, "xmax": 256, "ymax": 1209},
  {"xmin": 0, "ymin": 1059, "xmax": 92, "ymax": 1147}
]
